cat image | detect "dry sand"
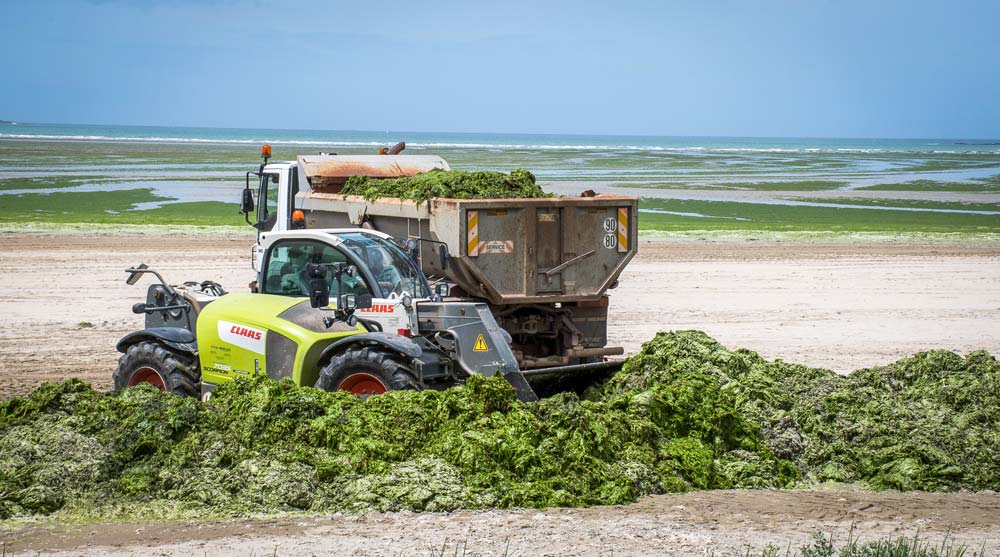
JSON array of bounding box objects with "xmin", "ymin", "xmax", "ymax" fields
[
  {"xmin": 1, "ymin": 232, "xmax": 998, "ymax": 398},
  {"xmin": 4, "ymin": 490, "xmax": 999, "ymax": 556},
  {"xmin": 1, "ymin": 231, "xmax": 999, "ymax": 555}
]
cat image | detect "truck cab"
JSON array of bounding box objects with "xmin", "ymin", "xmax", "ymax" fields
[
  {"xmin": 247, "ymin": 160, "xmax": 295, "ymax": 269},
  {"xmin": 246, "ymin": 153, "xmax": 450, "ymax": 271}
]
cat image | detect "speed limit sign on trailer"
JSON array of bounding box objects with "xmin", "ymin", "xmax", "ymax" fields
[
  {"xmin": 603, "ymin": 233, "xmax": 617, "ymax": 249},
  {"xmin": 603, "ymin": 217, "xmax": 617, "ymax": 233}
]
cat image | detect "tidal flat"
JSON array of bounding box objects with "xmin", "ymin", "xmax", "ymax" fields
[{"xmin": 1, "ymin": 135, "xmax": 998, "ymax": 235}]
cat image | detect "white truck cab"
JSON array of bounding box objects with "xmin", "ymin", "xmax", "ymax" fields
[{"xmin": 245, "ymin": 152, "xmax": 450, "ymax": 271}]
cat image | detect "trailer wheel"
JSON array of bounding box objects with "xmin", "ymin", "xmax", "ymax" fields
[
  {"xmin": 315, "ymin": 347, "xmax": 419, "ymax": 396},
  {"xmin": 113, "ymin": 340, "xmax": 200, "ymax": 398}
]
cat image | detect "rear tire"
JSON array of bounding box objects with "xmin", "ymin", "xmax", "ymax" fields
[
  {"xmin": 113, "ymin": 340, "xmax": 200, "ymax": 398},
  {"xmin": 315, "ymin": 347, "xmax": 420, "ymax": 395}
]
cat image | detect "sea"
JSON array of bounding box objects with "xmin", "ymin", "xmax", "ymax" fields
[{"xmin": 3, "ymin": 122, "xmax": 1000, "ymax": 155}]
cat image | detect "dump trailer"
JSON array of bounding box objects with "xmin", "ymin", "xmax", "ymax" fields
[{"xmin": 243, "ymin": 148, "xmax": 638, "ymax": 375}]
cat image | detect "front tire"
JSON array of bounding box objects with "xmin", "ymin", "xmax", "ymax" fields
[
  {"xmin": 113, "ymin": 340, "xmax": 200, "ymax": 398},
  {"xmin": 315, "ymin": 347, "xmax": 420, "ymax": 395}
]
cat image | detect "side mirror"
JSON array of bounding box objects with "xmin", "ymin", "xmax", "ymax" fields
[
  {"xmin": 306, "ymin": 263, "xmax": 329, "ymax": 308},
  {"xmin": 438, "ymin": 244, "xmax": 450, "ymax": 269},
  {"xmin": 434, "ymin": 283, "xmax": 450, "ymax": 297},
  {"xmin": 126, "ymin": 262, "xmax": 149, "ymax": 285},
  {"xmin": 240, "ymin": 188, "xmax": 255, "ymax": 214}
]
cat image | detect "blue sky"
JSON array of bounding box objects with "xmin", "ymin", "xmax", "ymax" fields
[{"xmin": 2, "ymin": 0, "xmax": 998, "ymax": 138}]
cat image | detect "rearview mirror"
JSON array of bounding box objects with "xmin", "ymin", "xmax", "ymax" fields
[
  {"xmin": 438, "ymin": 244, "xmax": 450, "ymax": 269},
  {"xmin": 306, "ymin": 263, "xmax": 329, "ymax": 308},
  {"xmin": 240, "ymin": 188, "xmax": 255, "ymax": 214},
  {"xmin": 126, "ymin": 262, "xmax": 149, "ymax": 285}
]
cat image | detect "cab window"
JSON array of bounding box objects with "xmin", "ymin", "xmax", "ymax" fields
[
  {"xmin": 257, "ymin": 173, "xmax": 280, "ymax": 231},
  {"xmin": 262, "ymin": 240, "xmax": 372, "ymax": 298},
  {"xmin": 338, "ymin": 233, "xmax": 429, "ymax": 298}
]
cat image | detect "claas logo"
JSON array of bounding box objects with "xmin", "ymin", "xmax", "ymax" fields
[
  {"xmin": 230, "ymin": 325, "xmax": 262, "ymax": 341},
  {"xmin": 359, "ymin": 304, "xmax": 395, "ymax": 313}
]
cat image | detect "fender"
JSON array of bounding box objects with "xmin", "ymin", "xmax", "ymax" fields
[
  {"xmin": 318, "ymin": 332, "xmax": 421, "ymax": 366},
  {"xmin": 116, "ymin": 327, "xmax": 198, "ymax": 355}
]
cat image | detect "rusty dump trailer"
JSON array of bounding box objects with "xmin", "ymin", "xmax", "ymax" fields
[{"xmin": 293, "ymin": 155, "xmax": 639, "ymax": 371}]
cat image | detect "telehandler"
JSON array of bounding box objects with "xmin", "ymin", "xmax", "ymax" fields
[{"xmin": 115, "ymin": 228, "xmax": 541, "ymax": 400}]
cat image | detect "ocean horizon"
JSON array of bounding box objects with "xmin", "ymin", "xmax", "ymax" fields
[{"xmin": 2, "ymin": 122, "xmax": 1000, "ymax": 155}]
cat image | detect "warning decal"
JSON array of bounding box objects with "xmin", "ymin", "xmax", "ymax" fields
[
  {"xmin": 478, "ymin": 240, "xmax": 514, "ymax": 254},
  {"xmin": 473, "ymin": 334, "xmax": 489, "ymax": 352}
]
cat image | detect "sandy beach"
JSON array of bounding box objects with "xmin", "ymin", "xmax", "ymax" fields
[
  {"xmin": 2, "ymin": 231, "xmax": 999, "ymax": 555},
  {"xmin": 2, "ymin": 233, "xmax": 999, "ymax": 399}
]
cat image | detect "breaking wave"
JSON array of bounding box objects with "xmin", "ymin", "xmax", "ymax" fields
[{"xmin": 3, "ymin": 133, "xmax": 1000, "ymax": 155}]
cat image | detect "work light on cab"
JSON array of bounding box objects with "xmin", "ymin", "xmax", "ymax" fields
[{"xmin": 291, "ymin": 209, "xmax": 306, "ymax": 229}]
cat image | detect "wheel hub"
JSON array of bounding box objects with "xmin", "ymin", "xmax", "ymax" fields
[
  {"xmin": 338, "ymin": 372, "xmax": 387, "ymax": 395},
  {"xmin": 129, "ymin": 366, "xmax": 166, "ymax": 391}
]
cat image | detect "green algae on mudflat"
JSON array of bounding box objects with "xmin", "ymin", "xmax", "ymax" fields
[
  {"xmin": 339, "ymin": 168, "xmax": 550, "ymax": 202},
  {"xmin": 1, "ymin": 331, "xmax": 998, "ymax": 521}
]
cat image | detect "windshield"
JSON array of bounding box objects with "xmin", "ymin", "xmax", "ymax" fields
[{"xmin": 335, "ymin": 232, "xmax": 429, "ymax": 298}]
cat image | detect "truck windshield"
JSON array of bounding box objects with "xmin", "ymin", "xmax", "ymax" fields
[{"xmin": 336, "ymin": 232, "xmax": 429, "ymax": 298}]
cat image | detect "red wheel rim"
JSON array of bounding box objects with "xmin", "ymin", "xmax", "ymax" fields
[
  {"xmin": 338, "ymin": 373, "xmax": 387, "ymax": 395},
  {"xmin": 129, "ymin": 366, "xmax": 166, "ymax": 391}
]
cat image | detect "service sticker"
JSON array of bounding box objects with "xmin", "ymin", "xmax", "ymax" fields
[{"xmin": 479, "ymin": 240, "xmax": 514, "ymax": 254}]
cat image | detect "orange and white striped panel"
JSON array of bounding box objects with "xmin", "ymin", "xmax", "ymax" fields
[
  {"xmin": 617, "ymin": 207, "xmax": 628, "ymax": 253},
  {"xmin": 467, "ymin": 210, "xmax": 480, "ymax": 257}
]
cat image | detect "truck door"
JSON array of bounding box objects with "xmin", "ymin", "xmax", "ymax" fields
[
  {"xmin": 252, "ymin": 170, "xmax": 282, "ymax": 272},
  {"xmin": 256, "ymin": 171, "xmax": 281, "ymax": 232}
]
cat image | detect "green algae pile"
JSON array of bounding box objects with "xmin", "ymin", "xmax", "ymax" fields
[
  {"xmin": 606, "ymin": 332, "xmax": 1000, "ymax": 491},
  {"xmin": 339, "ymin": 168, "xmax": 551, "ymax": 202},
  {"xmin": 1, "ymin": 331, "xmax": 998, "ymax": 521}
]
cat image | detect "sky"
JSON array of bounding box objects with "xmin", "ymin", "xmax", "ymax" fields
[{"xmin": 2, "ymin": 0, "xmax": 999, "ymax": 139}]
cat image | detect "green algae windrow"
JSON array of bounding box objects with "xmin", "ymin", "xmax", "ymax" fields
[
  {"xmin": 1, "ymin": 331, "xmax": 998, "ymax": 520},
  {"xmin": 339, "ymin": 168, "xmax": 550, "ymax": 202}
]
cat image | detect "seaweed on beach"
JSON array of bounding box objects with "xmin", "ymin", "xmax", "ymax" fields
[
  {"xmin": 339, "ymin": 168, "xmax": 550, "ymax": 202},
  {"xmin": 1, "ymin": 331, "xmax": 998, "ymax": 521},
  {"xmin": 602, "ymin": 331, "xmax": 1000, "ymax": 491}
]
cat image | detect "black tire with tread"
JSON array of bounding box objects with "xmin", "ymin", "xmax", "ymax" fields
[
  {"xmin": 315, "ymin": 347, "xmax": 420, "ymax": 393},
  {"xmin": 113, "ymin": 340, "xmax": 200, "ymax": 398}
]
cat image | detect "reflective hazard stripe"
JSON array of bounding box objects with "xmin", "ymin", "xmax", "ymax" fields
[
  {"xmin": 467, "ymin": 210, "xmax": 479, "ymax": 256},
  {"xmin": 617, "ymin": 207, "xmax": 628, "ymax": 253}
]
